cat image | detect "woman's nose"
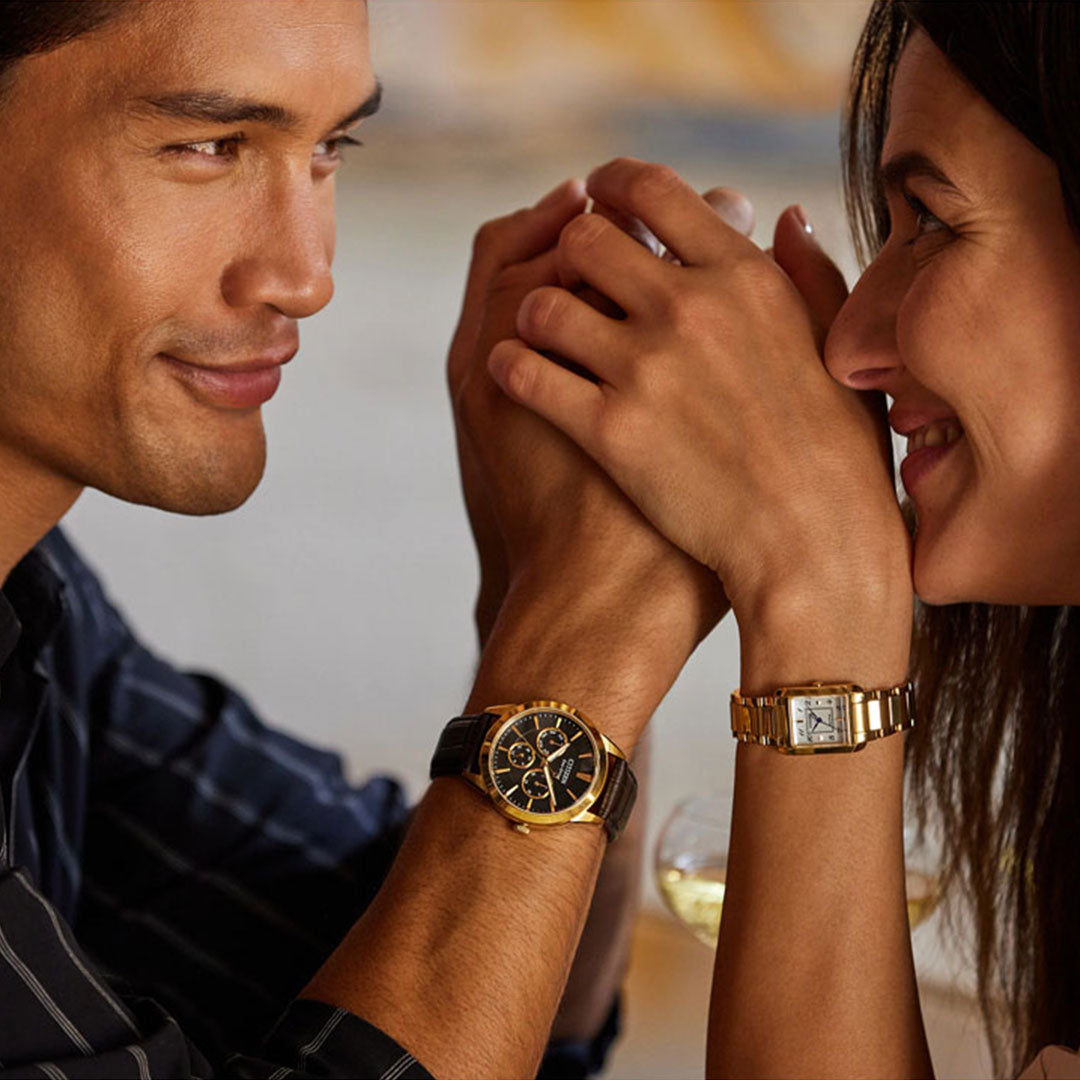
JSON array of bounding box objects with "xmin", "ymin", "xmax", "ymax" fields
[{"xmin": 824, "ymin": 252, "xmax": 906, "ymax": 393}]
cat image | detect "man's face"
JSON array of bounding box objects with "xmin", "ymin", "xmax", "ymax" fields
[{"xmin": 0, "ymin": 0, "xmax": 374, "ymax": 514}]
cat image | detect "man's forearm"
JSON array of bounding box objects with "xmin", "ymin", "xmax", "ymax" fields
[
  {"xmin": 302, "ymin": 775, "xmax": 605, "ymax": 1077},
  {"xmin": 302, "ymin": 569, "xmax": 698, "ymax": 1078},
  {"xmin": 550, "ymin": 733, "xmax": 649, "ymax": 1043},
  {"xmin": 473, "ymin": 566, "xmax": 656, "ymax": 1049}
]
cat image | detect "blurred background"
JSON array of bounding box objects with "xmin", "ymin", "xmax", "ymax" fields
[{"xmin": 64, "ymin": 2, "xmax": 990, "ymax": 1077}]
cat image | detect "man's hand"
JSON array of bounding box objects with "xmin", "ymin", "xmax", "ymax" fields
[
  {"xmin": 450, "ymin": 177, "xmax": 727, "ymax": 706},
  {"xmin": 448, "ymin": 179, "xmax": 587, "ymax": 644}
]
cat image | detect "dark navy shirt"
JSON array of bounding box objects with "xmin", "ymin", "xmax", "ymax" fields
[{"xmin": 0, "ymin": 529, "xmax": 616, "ymax": 1079}]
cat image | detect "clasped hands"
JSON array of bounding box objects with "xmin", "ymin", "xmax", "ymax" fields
[{"xmin": 450, "ymin": 157, "xmax": 911, "ymax": 729}]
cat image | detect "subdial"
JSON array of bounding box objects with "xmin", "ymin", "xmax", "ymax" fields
[
  {"xmin": 507, "ymin": 741, "xmax": 535, "ymax": 769},
  {"xmin": 537, "ymin": 727, "xmax": 568, "ymax": 758},
  {"xmin": 521, "ymin": 769, "xmax": 550, "ymax": 800}
]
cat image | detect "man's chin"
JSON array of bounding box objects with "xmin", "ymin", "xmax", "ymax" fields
[
  {"xmin": 142, "ymin": 475, "xmax": 262, "ymax": 516},
  {"xmin": 92, "ymin": 430, "xmax": 268, "ymax": 517}
]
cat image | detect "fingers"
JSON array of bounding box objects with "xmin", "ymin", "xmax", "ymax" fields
[
  {"xmin": 585, "ymin": 157, "xmax": 751, "ymax": 266},
  {"xmin": 700, "ymin": 187, "xmax": 755, "ymax": 238},
  {"xmin": 589, "ymin": 197, "xmax": 664, "ymax": 257},
  {"xmin": 448, "ymin": 247, "xmax": 560, "ymax": 391},
  {"xmin": 556, "ymin": 212, "xmax": 672, "ymax": 313},
  {"xmin": 487, "ymin": 339, "xmax": 604, "ymax": 452},
  {"xmin": 772, "ymin": 205, "xmax": 849, "ymax": 351},
  {"xmin": 515, "ymin": 286, "xmax": 625, "ymax": 384},
  {"xmin": 661, "ymin": 187, "xmax": 755, "ymax": 264},
  {"xmin": 476, "ymin": 178, "xmax": 588, "ymax": 271},
  {"xmin": 454, "ymin": 180, "xmax": 588, "ymax": 364}
]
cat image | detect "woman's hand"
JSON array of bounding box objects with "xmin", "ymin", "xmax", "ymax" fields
[{"xmin": 487, "ymin": 158, "xmax": 909, "ymax": 625}]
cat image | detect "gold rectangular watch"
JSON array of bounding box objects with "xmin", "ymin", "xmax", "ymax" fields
[{"xmin": 730, "ymin": 681, "xmax": 915, "ymax": 754}]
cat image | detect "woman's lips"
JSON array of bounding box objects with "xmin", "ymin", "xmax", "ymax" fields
[
  {"xmin": 899, "ymin": 434, "xmax": 964, "ymax": 497},
  {"xmin": 160, "ymin": 353, "xmax": 284, "ymax": 409}
]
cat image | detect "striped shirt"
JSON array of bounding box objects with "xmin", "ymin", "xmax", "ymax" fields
[{"xmin": 0, "ymin": 529, "xmax": 615, "ymax": 1078}]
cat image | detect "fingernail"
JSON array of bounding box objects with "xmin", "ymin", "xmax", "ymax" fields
[
  {"xmin": 793, "ymin": 204, "xmax": 814, "ymax": 236},
  {"xmin": 535, "ymin": 178, "xmax": 581, "ymax": 209}
]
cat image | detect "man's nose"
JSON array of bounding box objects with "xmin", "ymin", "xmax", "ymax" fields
[
  {"xmin": 220, "ymin": 177, "xmax": 336, "ymax": 319},
  {"xmin": 823, "ymin": 253, "xmax": 906, "ymax": 393}
]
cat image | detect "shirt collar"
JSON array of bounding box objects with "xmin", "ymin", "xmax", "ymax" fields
[
  {"xmin": 0, "ymin": 534, "xmax": 67, "ymax": 669},
  {"xmin": 0, "ymin": 591, "xmax": 19, "ymax": 670}
]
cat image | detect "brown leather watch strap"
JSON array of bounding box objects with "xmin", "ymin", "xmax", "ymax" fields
[
  {"xmin": 593, "ymin": 755, "xmax": 637, "ymax": 842},
  {"xmin": 429, "ymin": 714, "xmax": 494, "ymax": 779}
]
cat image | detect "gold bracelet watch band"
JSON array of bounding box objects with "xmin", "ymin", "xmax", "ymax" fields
[{"xmin": 730, "ymin": 681, "xmax": 915, "ymax": 754}]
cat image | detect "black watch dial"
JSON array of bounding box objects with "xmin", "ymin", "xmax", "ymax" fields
[{"xmin": 488, "ymin": 708, "xmax": 600, "ymax": 816}]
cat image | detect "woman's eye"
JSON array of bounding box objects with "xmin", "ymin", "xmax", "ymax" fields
[{"xmin": 902, "ymin": 191, "xmax": 947, "ymax": 245}]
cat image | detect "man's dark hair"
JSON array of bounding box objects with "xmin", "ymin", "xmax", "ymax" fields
[{"xmin": 0, "ymin": 0, "xmax": 136, "ymax": 101}]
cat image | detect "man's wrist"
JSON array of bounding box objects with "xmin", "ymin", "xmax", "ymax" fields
[{"xmin": 467, "ymin": 563, "xmax": 701, "ymax": 753}]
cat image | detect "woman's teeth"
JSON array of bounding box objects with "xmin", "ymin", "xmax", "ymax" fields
[{"xmin": 906, "ymin": 419, "xmax": 964, "ymax": 454}]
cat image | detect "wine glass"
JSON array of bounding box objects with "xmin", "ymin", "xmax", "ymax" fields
[
  {"xmin": 654, "ymin": 793, "xmax": 731, "ymax": 948},
  {"xmin": 902, "ymin": 819, "xmax": 943, "ymax": 928},
  {"xmin": 655, "ymin": 793, "xmax": 942, "ymax": 948}
]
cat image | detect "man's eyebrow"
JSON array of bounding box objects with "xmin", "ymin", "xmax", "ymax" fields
[
  {"xmin": 128, "ymin": 79, "xmax": 382, "ymax": 133},
  {"xmin": 877, "ymin": 150, "xmax": 969, "ymax": 203}
]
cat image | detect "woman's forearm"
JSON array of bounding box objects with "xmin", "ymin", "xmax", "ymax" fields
[
  {"xmin": 709, "ymin": 739, "xmax": 931, "ymax": 1079},
  {"xmin": 708, "ymin": 586, "xmax": 932, "ymax": 1079}
]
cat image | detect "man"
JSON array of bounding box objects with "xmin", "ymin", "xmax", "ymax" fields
[{"xmin": 0, "ymin": 2, "xmax": 723, "ymax": 1077}]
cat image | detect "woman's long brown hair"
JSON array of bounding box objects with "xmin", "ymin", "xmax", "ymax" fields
[{"xmin": 843, "ymin": 3, "xmax": 1080, "ymax": 1074}]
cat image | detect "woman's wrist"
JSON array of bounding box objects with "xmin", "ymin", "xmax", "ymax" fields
[{"xmin": 732, "ymin": 557, "xmax": 914, "ymax": 695}]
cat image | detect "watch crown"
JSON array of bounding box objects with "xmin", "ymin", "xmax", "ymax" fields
[{"xmin": 513, "ymin": 823, "xmax": 531, "ymax": 835}]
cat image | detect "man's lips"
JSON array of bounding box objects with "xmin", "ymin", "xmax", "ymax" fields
[{"xmin": 160, "ymin": 349, "xmax": 296, "ymax": 409}]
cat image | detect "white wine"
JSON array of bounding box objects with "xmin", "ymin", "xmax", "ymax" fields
[
  {"xmin": 657, "ymin": 863, "xmax": 726, "ymax": 947},
  {"xmin": 658, "ymin": 862, "xmax": 941, "ymax": 948},
  {"xmin": 904, "ymin": 869, "xmax": 940, "ymax": 928}
]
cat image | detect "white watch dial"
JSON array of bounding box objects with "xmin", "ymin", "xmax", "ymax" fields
[{"xmin": 789, "ymin": 695, "xmax": 850, "ymax": 747}]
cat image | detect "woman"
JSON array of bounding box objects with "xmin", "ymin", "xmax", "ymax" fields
[{"xmin": 482, "ymin": 1, "xmax": 1080, "ymax": 1075}]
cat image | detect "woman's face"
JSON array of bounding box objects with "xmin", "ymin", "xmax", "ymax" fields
[{"xmin": 825, "ymin": 29, "xmax": 1080, "ymax": 605}]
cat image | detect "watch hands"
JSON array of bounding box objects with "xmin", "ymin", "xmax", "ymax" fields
[
  {"xmin": 543, "ymin": 762, "xmax": 556, "ymax": 796},
  {"xmin": 546, "ymin": 742, "xmax": 570, "ymax": 764}
]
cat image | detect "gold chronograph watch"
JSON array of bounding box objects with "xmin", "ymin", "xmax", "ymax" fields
[
  {"xmin": 730, "ymin": 681, "xmax": 915, "ymax": 754},
  {"xmin": 430, "ymin": 700, "xmax": 637, "ymax": 841}
]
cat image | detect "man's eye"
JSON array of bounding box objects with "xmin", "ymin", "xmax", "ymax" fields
[
  {"xmin": 162, "ymin": 133, "xmax": 362, "ymax": 164},
  {"xmin": 165, "ymin": 135, "xmax": 245, "ymax": 160},
  {"xmin": 317, "ymin": 134, "xmax": 363, "ymax": 160}
]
